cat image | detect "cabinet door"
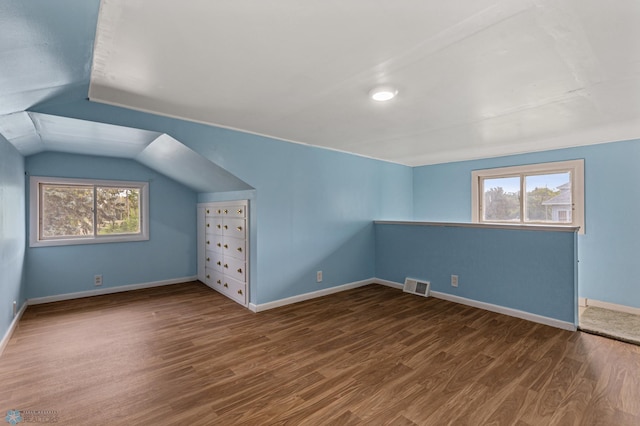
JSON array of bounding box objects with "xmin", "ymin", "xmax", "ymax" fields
[
  {"xmin": 213, "ymin": 217, "xmax": 224, "ymax": 235},
  {"xmin": 224, "ymin": 256, "xmax": 246, "ymax": 282},
  {"xmin": 197, "ymin": 207, "xmax": 206, "ymax": 282},
  {"xmin": 222, "ymin": 236, "xmax": 245, "ymax": 260},
  {"xmin": 226, "ymin": 205, "xmax": 246, "ymax": 218},
  {"xmin": 223, "ymin": 217, "xmax": 246, "ymax": 239},
  {"xmin": 222, "ymin": 275, "xmax": 246, "ymax": 305},
  {"xmin": 211, "ymin": 251, "xmax": 225, "ymax": 273}
]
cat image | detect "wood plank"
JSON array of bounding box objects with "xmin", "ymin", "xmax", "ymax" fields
[{"xmin": 0, "ymin": 282, "xmax": 639, "ymax": 425}]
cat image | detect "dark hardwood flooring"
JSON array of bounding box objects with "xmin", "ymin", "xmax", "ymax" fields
[{"xmin": 1, "ymin": 282, "xmax": 639, "ymax": 425}]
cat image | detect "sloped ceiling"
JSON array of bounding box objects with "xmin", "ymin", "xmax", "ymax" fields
[
  {"xmin": 89, "ymin": 0, "xmax": 640, "ymax": 166},
  {"xmin": 0, "ymin": 112, "xmax": 252, "ymax": 193}
]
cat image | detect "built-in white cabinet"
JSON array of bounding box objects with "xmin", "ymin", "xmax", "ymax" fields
[{"xmin": 197, "ymin": 201, "xmax": 249, "ymax": 307}]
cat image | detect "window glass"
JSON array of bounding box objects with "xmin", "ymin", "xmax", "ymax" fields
[
  {"xmin": 482, "ymin": 177, "xmax": 520, "ymax": 222},
  {"xmin": 41, "ymin": 184, "xmax": 94, "ymax": 239},
  {"xmin": 524, "ymin": 172, "xmax": 571, "ymax": 223},
  {"xmin": 30, "ymin": 177, "xmax": 149, "ymax": 247}
]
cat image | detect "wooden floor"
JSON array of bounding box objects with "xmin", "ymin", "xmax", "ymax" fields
[{"xmin": 1, "ymin": 282, "xmax": 639, "ymax": 425}]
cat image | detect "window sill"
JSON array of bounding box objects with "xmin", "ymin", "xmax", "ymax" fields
[{"xmin": 374, "ymin": 221, "xmax": 580, "ymax": 233}]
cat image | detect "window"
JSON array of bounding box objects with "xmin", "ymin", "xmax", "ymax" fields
[
  {"xmin": 471, "ymin": 159, "xmax": 584, "ymax": 233},
  {"xmin": 30, "ymin": 176, "xmax": 149, "ymax": 247}
]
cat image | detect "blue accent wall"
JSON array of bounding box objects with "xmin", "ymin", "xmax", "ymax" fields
[
  {"xmin": 414, "ymin": 138, "xmax": 640, "ymax": 309},
  {"xmin": 0, "ymin": 135, "xmax": 26, "ymax": 341},
  {"xmin": 25, "ymin": 152, "xmax": 197, "ymax": 298},
  {"xmin": 375, "ymin": 223, "xmax": 577, "ymax": 323},
  {"xmin": 32, "ymin": 100, "xmax": 414, "ymax": 304}
]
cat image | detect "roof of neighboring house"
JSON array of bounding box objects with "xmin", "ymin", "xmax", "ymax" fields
[{"xmin": 542, "ymin": 183, "xmax": 571, "ymax": 206}]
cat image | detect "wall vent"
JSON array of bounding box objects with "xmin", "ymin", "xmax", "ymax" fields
[{"xmin": 403, "ymin": 278, "xmax": 431, "ymax": 298}]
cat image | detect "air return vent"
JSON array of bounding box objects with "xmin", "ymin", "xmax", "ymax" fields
[{"xmin": 403, "ymin": 278, "xmax": 431, "ymax": 298}]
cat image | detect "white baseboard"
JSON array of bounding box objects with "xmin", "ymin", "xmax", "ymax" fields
[
  {"xmin": 375, "ymin": 279, "xmax": 576, "ymax": 331},
  {"xmin": 431, "ymin": 291, "xmax": 576, "ymax": 331},
  {"xmin": 28, "ymin": 276, "xmax": 198, "ymax": 305},
  {"xmin": 374, "ymin": 278, "xmax": 404, "ymax": 290},
  {"xmin": 584, "ymin": 298, "xmax": 640, "ymax": 316},
  {"xmin": 0, "ymin": 302, "xmax": 28, "ymax": 358},
  {"xmin": 249, "ymin": 278, "xmax": 376, "ymax": 312}
]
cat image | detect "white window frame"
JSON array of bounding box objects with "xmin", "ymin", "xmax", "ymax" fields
[
  {"xmin": 471, "ymin": 159, "xmax": 584, "ymax": 234},
  {"xmin": 29, "ymin": 176, "xmax": 150, "ymax": 247}
]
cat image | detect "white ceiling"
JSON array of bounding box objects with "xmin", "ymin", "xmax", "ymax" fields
[{"xmin": 89, "ymin": 0, "xmax": 640, "ymax": 166}]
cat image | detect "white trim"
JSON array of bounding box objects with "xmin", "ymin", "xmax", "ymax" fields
[
  {"xmin": 375, "ymin": 278, "xmax": 404, "ymax": 290},
  {"xmin": 0, "ymin": 302, "xmax": 28, "ymax": 358},
  {"xmin": 584, "ymin": 298, "xmax": 640, "ymax": 316},
  {"xmin": 27, "ymin": 276, "xmax": 197, "ymax": 305},
  {"xmin": 377, "ymin": 279, "xmax": 576, "ymax": 331},
  {"xmin": 29, "ymin": 176, "xmax": 150, "ymax": 247},
  {"xmin": 431, "ymin": 291, "xmax": 576, "ymax": 331},
  {"xmin": 250, "ymin": 279, "xmax": 375, "ymax": 312}
]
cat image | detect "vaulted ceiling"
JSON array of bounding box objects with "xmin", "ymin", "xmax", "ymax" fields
[{"xmin": 2, "ymin": 0, "xmax": 640, "ymax": 167}]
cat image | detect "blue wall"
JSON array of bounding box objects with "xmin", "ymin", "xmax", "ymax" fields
[
  {"xmin": 25, "ymin": 152, "xmax": 197, "ymax": 299},
  {"xmin": 375, "ymin": 223, "xmax": 577, "ymax": 324},
  {"xmin": 414, "ymin": 138, "xmax": 640, "ymax": 309},
  {"xmin": 32, "ymin": 100, "xmax": 414, "ymax": 304},
  {"xmin": 0, "ymin": 135, "xmax": 26, "ymax": 341}
]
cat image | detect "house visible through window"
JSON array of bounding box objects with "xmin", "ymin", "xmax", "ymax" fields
[
  {"xmin": 30, "ymin": 177, "xmax": 149, "ymax": 247},
  {"xmin": 471, "ymin": 160, "xmax": 584, "ymax": 233}
]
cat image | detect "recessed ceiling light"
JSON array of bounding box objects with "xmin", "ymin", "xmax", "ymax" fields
[{"xmin": 369, "ymin": 86, "xmax": 398, "ymax": 102}]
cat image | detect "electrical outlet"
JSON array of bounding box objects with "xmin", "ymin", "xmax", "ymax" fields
[
  {"xmin": 451, "ymin": 275, "xmax": 459, "ymax": 287},
  {"xmin": 94, "ymin": 275, "xmax": 103, "ymax": 286},
  {"xmin": 317, "ymin": 271, "xmax": 323, "ymax": 282}
]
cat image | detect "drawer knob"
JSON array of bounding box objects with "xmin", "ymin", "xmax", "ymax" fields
[
  {"xmin": 236, "ymin": 226, "xmax": 243, "ymax": 231},
  {"xmin": 217, "ymin": 261, "xmax": 221, "ymax": 266},
  {"xmin": 237, "ymin": 209, "xmax": 242, "ymax": 214},
  {"xmin": 224, "ymin": 283, "xmax": 228, "ymax": 288},
  {"xmin": 217, "ymin": 279, "xmax": 221, "ymax": 284},
  {"xmin": 224, "ymin": 209, "xmax": 228, "ymax": 214},
  {"xmin": 224, "ymin": 244, "xmax": 228, "ymax": 249},
  {"xmin": 206, "ymin": 241, "xmax": 210, "ymax": 245},
  {"xmin": 237, "ymin": 268, "xmax": 243, "ymax": 274},
  {"xmin": 206, "ymin": 274, "xmax": 210, "ymax": 279},
  {"xmin": 224, "ymin": 225, "xmax": 228, "ymax": 230},
  {"xmin": 206, "ymin": 209, "xmax": 210, "ymax": 214},
  {"xmin": 206, "ymin": 223, "xmax": 210, "ymax": 227},
  {"xmin": 237, "ymin": 247, "xmax": 242, "ymax": 252},
  {"xmin": 206, "ymin": 257, "xmax": 210, "ymax": 262},
  {"xmin": 224, "ymin": 264, "xmax": 229, "ymax": 268},
  {"xmin": 217, "ymin": 243, "xmax": 221, "ymax": 247},
  {"xmin": 237, "ymin": 289, "xmax": 243, "ymax": 295}
]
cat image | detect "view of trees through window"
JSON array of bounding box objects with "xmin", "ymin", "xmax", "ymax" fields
[
  {"xmin": 482, "ymin": 172, "xmax": 572, "ymax": 223},
  {"xmin": 41, "ymin": 184, "xmax": 140, "ymax": 239}
]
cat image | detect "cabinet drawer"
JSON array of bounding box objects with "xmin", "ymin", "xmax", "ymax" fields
[
  {"xmin": 204, "ymin": 218, "xmax": 217, "ymax": 235},
  {"xmin": 204, "ymin": 206, "xmax": 216, "ymax": 217},
  {"xmin": 204, "ymin": 250, "xmax": 218, "ymax": 269},
  {"xmin": 221, "ymin": 275, "xmax": 246, "ymax": 305},
  {"xmin": 226, "ymin": 205, "xmax": 246, "ymax": 218},
  {"xmin": 211, "ymin": 234, "xmax": 224, "ymax": 254},
  {"xmin": 212, "ymin": 217, "xmax": 224, "ymax": 235},
  {"xmin": 222, "ymin": 236, "xmax": 245, "ymax": 260},
  {"xmin": 222, "ymin": 218, "xmax": 246, "ymax": 238},
  {"xmin": 223, "ymin": 256, "xmax": 246, "ymax": 282},
  {"xmin": 211, "ymin": 252, "xmax": 225, "ymax": 273},
  {"xmin": 203, "ymin": 267, "xmax": 223, "ymax": 288}
]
